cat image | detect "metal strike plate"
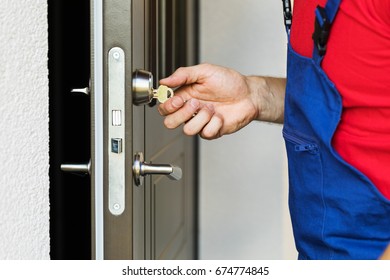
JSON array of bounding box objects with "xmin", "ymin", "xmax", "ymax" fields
[{"xmin": 108, "ymin": 47, "xmax": 126, "ymax": 215}]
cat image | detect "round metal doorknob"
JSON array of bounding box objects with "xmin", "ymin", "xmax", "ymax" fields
[{"xmin": 132, "ymin": 152, "xmax": 182, "ymax": 186}]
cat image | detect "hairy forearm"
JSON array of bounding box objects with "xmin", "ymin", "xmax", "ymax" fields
[{"xmin": 246, "ymin": 76, "xmax": 286, "ymax": 124}]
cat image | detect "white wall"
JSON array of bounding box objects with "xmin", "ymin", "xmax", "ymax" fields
[
  {"xmin": 199, "ymin": 0, "xmax": 297, "ymax": 259},
  {"xmin": 0, "ymin": 0, "xmax": 49, "ymax": 259}
]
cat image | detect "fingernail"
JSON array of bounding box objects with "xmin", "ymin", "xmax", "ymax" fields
[
  {"xmin": 190, "ymin": 99, "xmax": 199, "ymax": 109},
  {"xmin": 206, "ymin": 103, "xmax": 215, "ymax": 112}
]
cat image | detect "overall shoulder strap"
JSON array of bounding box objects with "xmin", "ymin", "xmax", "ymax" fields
[
  {"xmin": 312, "ymin": 0, "xmax": 342, "ymax": 62},
  {"xmin": 282, "ymin": 0, "xmax": 293, "ymax": 34},
  {"xmin": 325, "ymin": 0, "xmax": 342, "ymax": 23}
]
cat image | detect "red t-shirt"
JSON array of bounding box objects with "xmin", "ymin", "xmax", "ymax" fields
[{"xmin": 290, "ymin": 0, "xmax": 390, "ymax": 199}]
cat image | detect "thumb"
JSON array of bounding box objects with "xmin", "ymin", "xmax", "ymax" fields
[{"xmin": 160, "ymin": 64, "xmax": 207, "ymax": 88}]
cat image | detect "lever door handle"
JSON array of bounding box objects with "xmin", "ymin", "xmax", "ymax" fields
[
  {"xmin": 61, "ymin": 159, "xmax": 91, "ymax": 175},
  {"xmin": 71, "ymin": 86, "xmax": 90, "ymax": 95},
  {"xmin": 71, "ymin": 79, "xmax": 91, "ymax": 95},
  {"xmin": 132, "ymin": 152, "xmax": 182, "ymax": 186}
]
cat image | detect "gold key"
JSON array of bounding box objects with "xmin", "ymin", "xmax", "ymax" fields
[{"xmin": 152, "ymin": 85, "xmax": 174, "ymax": 103}]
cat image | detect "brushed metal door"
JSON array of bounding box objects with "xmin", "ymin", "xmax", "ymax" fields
[{"xmin": 91, "ymin": 0, "xmax": 198, "ymax": 260}]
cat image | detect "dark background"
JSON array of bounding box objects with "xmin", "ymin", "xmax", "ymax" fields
[{"xmin": 48, "ymin": 0, "xmax": 91, "ymax": 260}]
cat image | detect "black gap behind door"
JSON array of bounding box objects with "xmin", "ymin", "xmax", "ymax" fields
[{"xmin": 48, "ymin": 0, "xmax": 91, "ymax": 260}]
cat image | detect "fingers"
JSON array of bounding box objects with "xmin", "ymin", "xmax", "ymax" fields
[
  {"xmin": 160, "ymin": 97, "xmax": 222, "ymax": 139},
  {"xmin": 183, "ymin": 104, "xmax": 215, "ymax": 136},
  {"xmin": 163, "ymin": 98, "xmax": 202, "ymax": 129},
  {"xmin": 158, "ymin": 64, "xmax": 226, "ymax": 139},
  {"xmin": 199, "ymin": 114, "xmax": 223, "ymax": 139},
  {"xmin": 158, "ymin": 95, "xmax": 186, "ymax": 116}
]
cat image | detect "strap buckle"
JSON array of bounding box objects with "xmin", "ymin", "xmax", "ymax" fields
[
  {"xmin": 282, "ymin": 0, "xmax": 292, "ymax": 30},
  {"xmin": 312, "ymin": 5, "xmax": 331, "ymax": 56}
]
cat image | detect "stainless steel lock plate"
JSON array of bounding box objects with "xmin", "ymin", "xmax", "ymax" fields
[{"xmin": 108, "ymin": 47, "xmax": 126, "ymax": 215}]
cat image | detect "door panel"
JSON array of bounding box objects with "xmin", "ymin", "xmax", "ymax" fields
[
  {"xmin": 153, "ymin": 140, "xmax": 185, "ymax": 259},
  {"xmin": 91, "ymin": 0, "xmax": 198, "ymax": 260},
  {"xmin": 144, "ymin": 0, "xmax": 197, "ymax": 260}
]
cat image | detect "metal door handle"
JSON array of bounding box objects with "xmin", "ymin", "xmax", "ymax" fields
[
  {"xmin": 132, "ymin": 152, "xmax": 182, "ymax": 186},
  {"xmin": 71, "ymin": 79, "xmax": 91, "ymax": 95},
  {"xmin": 71, "ymin": 86, "xmax": 90, "ymax": 95},
  {"xmin": 61, "ymin": 159, "xmax": 91, "ymax": 175}
]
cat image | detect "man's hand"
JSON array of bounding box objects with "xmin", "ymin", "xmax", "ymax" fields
[
  {"xmin": 380, "ymin": 243, "xmax": 390, "ymax": 259},
  {"xmin": 158, "ymin": 63, "xmax": 286, "ymax": 139}
]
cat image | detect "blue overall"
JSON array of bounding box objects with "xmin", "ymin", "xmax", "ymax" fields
[{"xmin": 283, "ymin": 0, "xmax": 390, "ymax": 259}]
